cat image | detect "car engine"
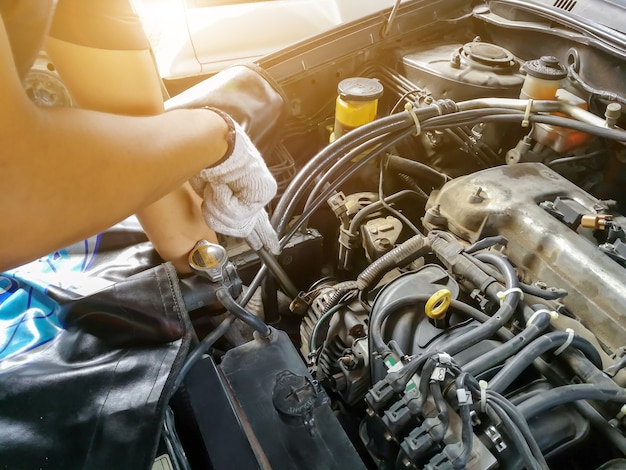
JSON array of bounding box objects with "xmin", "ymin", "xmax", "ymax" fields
[
  {"xmin": 159, "ymin": 0, "xmax": 626, "ymax": 468},
  {"xmin": 23, "ymin": 0, "xmax": 626, "ymax": 468},
  {"xmin": 158, "ymin": 1, "xmax": 626, "ymax": 469}
]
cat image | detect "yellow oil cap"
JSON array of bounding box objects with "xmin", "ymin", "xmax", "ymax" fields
[{"xmin": 425, "ymin": 289, "xmax": 452, "ymax": 320}]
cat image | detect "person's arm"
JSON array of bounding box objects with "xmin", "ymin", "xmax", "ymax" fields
[
  {"xmin": 0, "ymin": 18, "xmax": 229, "ymax": 272},
  {"xmin": 43, "ymin": 0, "xmax": 220, "ymax": 272}
]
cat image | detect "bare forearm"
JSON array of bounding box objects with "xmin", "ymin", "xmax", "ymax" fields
[{"xmin": 0, "ymin": 104, "xmax": 228, "ymax": 270}]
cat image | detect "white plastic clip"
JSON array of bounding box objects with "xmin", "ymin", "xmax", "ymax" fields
[
  {"xmin": 456, "ymin": 388, "xmax": 473, "ymax": 406},
  {"xmin": 522, "ymin": 99, "xmax": 533, "ymax": 127},
  {"xmin": 496, "ymin": 287, "xmax": 524, "ymax": 306},
  {"xmin": 431, "ymin": 366, "xmax": 447, "ymax": 382},
  {"xmin": 404, "ymin": 102, "xmax": 421, "ymax": 136},
  {"xmin": 554, "ymin": 328, "xmax": 575, "ymax": 356},
  {"xmin": 437, "ymin": 353, "xmax": 453, "ymax": 365},
  {"xmin": 479, "ymin": 380, "xmax": 489, "ymax": 413}
]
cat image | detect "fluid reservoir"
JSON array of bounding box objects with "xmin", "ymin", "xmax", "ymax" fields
[
  {"xmin": 332, "ymin": 77, "xmax": 383, "ymax": 140},
  {"xmin": 520, "ymin": 56, "xmax": 567, "ymax": 100}
]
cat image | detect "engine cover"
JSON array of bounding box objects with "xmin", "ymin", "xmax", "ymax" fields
[{"xmin": 424, "ymin": 163, "xmax": 626, "ymax": 350}]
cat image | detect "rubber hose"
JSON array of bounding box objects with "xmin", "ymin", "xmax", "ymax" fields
[
  {"xmin": 243, "ymin": 129, "xmax": 412, "ymax": 307},
  {"xmin": 384, "ymin": 251, "xmax": 521, "ymax": 390},
  {"xmin": 520, "ymin": 282, "xmax": 568, "ymax": 300},
  {"xmin": 518, "ymin": 384, "xmax": 626, "ymax": 420},
  {"xmin": 369, "ymin": 296, "xmax": 485, "ymax": 356},
  {"xmin": 464, "ymin": 236, "xmax": 509, "ymax": 254},
  {"xmin": 453, "ymin": 373, "xmax": 474, "ymax": 469},
  {"xmin": 487, "ymin": 400, "xmax": 541, "ymax": 470},
  {"xmin": 462, "ymin": 309, "xmax": 552, "ymax": 375},
  {"xmin": 273, "ymin": 100, "xmax": 460, "ymax": 236},
  {"xmin": 350, "ymin": 190, "xmax": 421, "ymax": 236},
  {"xmin": 385, "ymin": 154, "xmax": 449, "ymax": 186},
  {"xmin": 425, "ymin": 252, "xmax": 520, "ymax": 360},
  {"xmin": 272, "ymin": 112, "xmax": 413, "ymax": 235},
  {"xmin": 302, "ymin": 131, "xmax": 400, "ymax": 211},
  {"xmin": 171, "ymin": 315, "xmax": 235, "ymax": 393},
  {"xmin": 488, "ymin": 391, "xmax": 548, "ymax": 469},
  {"xmin": 216, "ymin": 288, "xmax": 271, "ymax": 337},
  {"xmin": 356, "ymin": 234, "xmax": 430, "ymax": 291},
  {"xmin": 429, "ymin": 381, "xmax": 449, "ymax": 442},
  {"xmin": 255, "ymin": 248, "xmax": 298, "ymax": 299},
  {"xmin": 489, "ymin": 332, "xmax": 603, "ymax": 393}
]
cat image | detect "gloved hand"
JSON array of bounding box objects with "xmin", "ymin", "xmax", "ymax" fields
[{"xmin": 190, "ymin": 112, "xmax": 281, "ymax": 254}]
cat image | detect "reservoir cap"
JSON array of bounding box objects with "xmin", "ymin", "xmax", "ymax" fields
[
  {"xmin": 338, "ymin": 77, "xmax": 383, "ymax": 101},
  {"xmin": 522, "ymin": 56, "xmax": 567, "ymax": 80}
]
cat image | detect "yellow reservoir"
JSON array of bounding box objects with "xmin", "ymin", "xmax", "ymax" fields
[
  {"xmin": 520, "ymin": 56, "xmax": 567, "ymax": 100},
  {"xmin": 333, "ymin": 77, "xmax": 383, "ymax": 139}
]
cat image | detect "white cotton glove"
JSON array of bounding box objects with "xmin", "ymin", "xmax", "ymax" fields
[{"xmin": 190, "ymin": 113, "xmax": 281, "ymax": 254}]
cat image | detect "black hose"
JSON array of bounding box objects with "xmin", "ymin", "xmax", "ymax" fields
[
  {"xmin": 216, "ymin": 288, "xmax": 271, "ymax": 337},
  {"xmin": 301, "ymin": 128, "xmax": 412, "ymax": 216},
  {"xmin": 462, "ymin": 309, "xmax": 552, "ymax": 376},
  {"xmin": 429, "ymin": 252, "xmax": 521, "ymax": 359},
  {"xmin": 163, "ymin": 406, "xmax": 192, "ymax": 470},
  {"xmin": 385, "ymin": 154, "xmax": 449, "ymax": 186},
  {"xmin": 464, "ymin": 236, "xmax": 508, "ymax": 254},
  {"xmin": 429, "ymin": 381, "xmax": 450, "ymax": 442},
  {"xmin": 458, "ymin": 253, "xmax": 566, "ymax": 301},
  {"xmin": 568, "ymin": 64, "xmax": 626, "ymax": 106},
  {"xmin": 487, "ymin": 400, "xmax": 541, "ymax": 470},
  {"xmin": 518, "ymin": 384, "xmax": 626, "ymax": 420},
  {"xmin": 454, "ymin": 373, "xmax": 474, "ymax": 469},
  {"xmin": 255, "ymin": 248, "xmax": 298, "ymax": 299},
  {"xmin": 488, "ymin": 331, "xmax": 603, "ymax": 393},
  {"xmin": 491, "ymin": 402, "xmax": 546, "ymax": 470},
  {"xmin": 575, "ymin": 401, "xmax": 626, "ymax": 455},
  {"xmin": 272, "ymin": 112, "xmax": 414, "ymax": 235},
  {"xmin": 171, "ymin": 315, "xmax": 235, "ymax": 393},
  {"xmin": 370, "ymin": 296, "xmax": 493, "ymax": 357},
  {"xmin": 471, "ymin": 252, "xmax": 518, "ymax": 296},
  {"xmin": 547, "ymin": 150, "xmax": 606, "ymax": 168},
  {"xmin": 488, "ymin": 391, "xmax": 548, "ymax": 469},
  {"xmin": 462, "ymin": 373, "xmax": 547, "ymax": 468},
  {"xmin": 430, "ymin": 112, "xmax": 626, "ymax": 142},
  {"xmin": 302, "ymin": 132, "xmax": 397, "ymax": 210},
  {"xmin": 520, "ymin": 282, "xmax": 568, "ymax": 300},
  {"xmin": 605, "ymin": 355, "xmax": 626, "ymax": 377},
  {"xmin": 421, "ymin": 107, "xmax": 521, "ymax": 127},
  {"xmin": 284, "ymin": 130, "xmax": 414, "ymax": 247},
  {"xmin": 356, "ymin": 234, "xmax": 430, "ymax": 292},
  {"xmin": 417, "ymin": 358, "xmax": 437, "ymax": 413},
  {"xmin": 350, "ymin": 190, "xmax": 422, "ymax": 235},
  {"xmin": 309, "ymin": 302, "xmax": 349, "ymax": 357},
  {"xmin": 383, "ymin": 250, "xmax": 521, "ymax": 391},
  {"xmin": 396, "ymin": 173, "xmax": 429, "ymax": 199},
  {"xmin": 414, "ymin": 106, "xmax": 605, "ymax": 139},
  {"xmin": 272, "ymin": 99, "xmax": 461, "ymax": 238},
  {"xmin": 377, "ymin": 161, "xmax": 424, "ymax": 237}
]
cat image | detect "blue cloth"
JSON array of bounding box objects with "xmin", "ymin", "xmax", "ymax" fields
[{"xmin": 0, "ymin": 235, "xmax": 102, "ymax": 361}]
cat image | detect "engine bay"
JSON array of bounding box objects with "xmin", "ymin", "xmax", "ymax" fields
[
  {"xmin": 17, "ymin": 0, "xmax": 626, "ymax": 468},
  {"xmin": 164, "ymin": 1, "xmax": 626, "ymax": 468}
]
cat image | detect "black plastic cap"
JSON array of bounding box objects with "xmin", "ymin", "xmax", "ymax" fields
[{"xmin": 522, "ymin": 56, "xmax": 567, "ymax": 80}]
